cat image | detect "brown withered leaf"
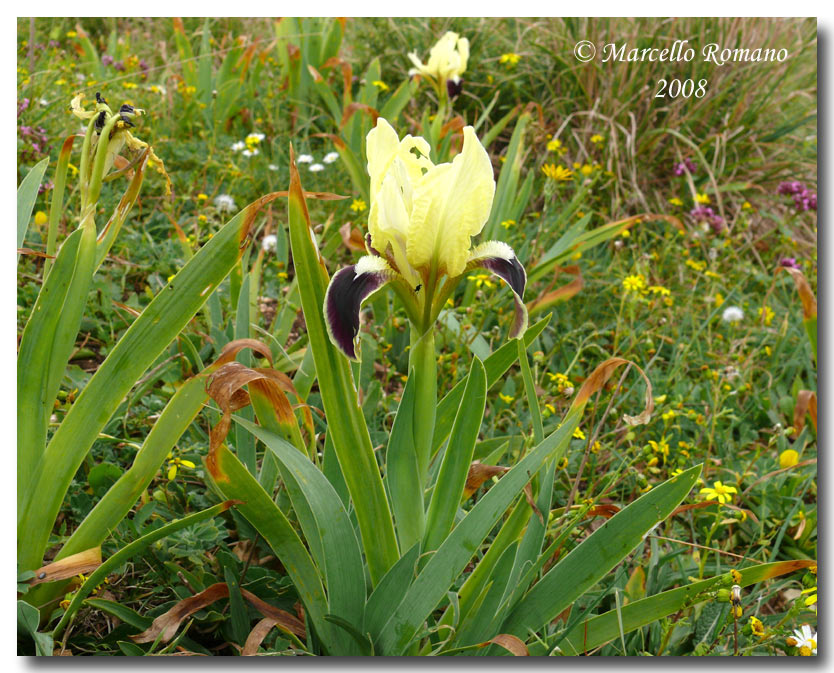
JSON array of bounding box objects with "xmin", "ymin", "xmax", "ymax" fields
[
  {"xmin": 132, "ymin": 582, "xmax": 305, "ymax": 644},
  {"xmin": 439, "ymin": 116, "xmax": 465, "ymax": 139},
  {"xmin": 240, "ymin": 588, "xmax": 305, "ymax": 638},
  {"xmin": 17, "ymin": 248, "xmax": 55, "ymax": 259},
  {"xmin": 341, "ymin": 102, "xmax": 379, "ymax": 129},
  {"xmin": 571, "ymin": 358, "xmax": 653, "ymax": 426},
  {"xmin": 339, "ymin": 221, "xmax": 366, "ymax": 252},
  {"xmin": 242, "ymin": 617, "xmax": 281, "ymax": 655},
  {"xmin": 523, "ymin": 483, "xmax": 545, "ymax": 526},
  {"xmin": 31, "ymin": 547, "xmax": 101, "ymax": 585},
  {"xmin": 792, "ymin": 389, "xmax": 817, "ymax": 437},
  {"xmin": 463, "ymin": 462, "xmax": 509, "ymax": 499},
  {"xmin": 526, "ymin": 265, "xmax": 583, "ymax": 314},
  {"xmin": 780, "ymin": 266, "xmax": 817, "ymax": 319},
  {"xmin": 479, "ymin": 634, "xmax": 529, "ymax": 656}
]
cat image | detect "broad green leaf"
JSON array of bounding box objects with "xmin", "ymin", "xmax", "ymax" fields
[
  {"xmin": 17, "ymin": 157, "xmax": 49, "ymax": 253},
  {"xmin": 57, "ymin": 374, "xmax": 210, "ymax": 560},
  {"xmin": 558, "ymin": 559, "xmax": 816, "ymax": 655},
  {"xmin": 377, "ymin": 403, "xmax": 582, "ymax": 654},
  {"xmin": 204, "ymin": 445, "xmax": 339, "ymax": 653},
  {"xmin": 424, "ymin": 358, "xmax": 486, "ymax": 552},
  {"xmin": 364, "ymin": 543, "xmax": 420, "ymax": 643},
  {"xmin": 18, "ymin": 194, "xmax": 282, "ymax": 572},
  {"xmin": 386, "ymin": 373, "xmax": 424, "ymax": 552},
  {"xmin": 500, "ymin": 465, "xmax": 702, "ymax": 637},
  {"xmin": 286, "ymin": 152, "xmax": 398, "ymax": 584},
  {"xmin": 17, "ymin": 219, "xmax": 95, "ymax": 512},
  {"xmin": 234, "ymin": 416, "xmax": 366, "ymax": 653},
  {"xmin": 432, "ymin": 315, "xmax": 550, "ymax": 456},
  {"xmin": 18, "ymin": 601, "xmax": 53, "ymax": 656}
]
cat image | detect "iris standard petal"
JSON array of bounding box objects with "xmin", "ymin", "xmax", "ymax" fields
[
  {"xmin": 408, "ymin": 125, "xmax": 495, "ymax": 277},
  {"xmin": 324, "ymin": 256, "xmax": 398, "ymax": 360},
  {"xmin": 467, "ymin": 241, "xmax": 528, "ymax": 339}
]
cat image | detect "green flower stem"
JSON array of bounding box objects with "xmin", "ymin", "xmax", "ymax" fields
[
  {"xmin": 77, "ymin": 116, "xmax": 98, "ymax": 209},
  {"xmin": 44, "ymin": 135, "xmax": 77, "ymax": 278},
  {"xmin": 409, "ymin": 326, "xmax": 437, "ymax": 489},
  {"xmin": 86, "ymin": 114, "xmax": 121, "ymax": 208}
]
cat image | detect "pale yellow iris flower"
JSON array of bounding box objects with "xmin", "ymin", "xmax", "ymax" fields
[
  {"xmin": 408, "ymin": 31, "xmax": 469, "ymax": 98},
  {"xmin": 324, "ymin": 118, "xmax": 527, "ymax": 360}
]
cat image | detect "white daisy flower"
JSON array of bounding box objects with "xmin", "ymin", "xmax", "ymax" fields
[
  {"xmin": 309, "ymin": 163, "xmax": 325, "ymax": 172},
  {"xmin": 242, "ymin": 148, "xmax": 259, "ymax": 157},
  {"xmin": 39, "ymin": 98, "xmax": 48, "ymax": 106},
  {"xmin": 214, "ymin": 194, "xmax": 237, "ymax": 213},
  {"xmin": 323, "ymin": 151, "xmax": 339, "ymax": 164},
  {"xmin": 790, "ymin": 624, "xmax": 817, "ymax": 655},
  {"xmin": 297, "ymin": 154, "xmax": 314, "ymax": 163},
  {"xmin": 262, "ymin": 234, "xmax": 278, "ymax": 253},
  {"xmin": 231, "ymin": 141, "xmax": 246, "ymax": 152},
  {"xmin": 268, "ymin": 164, "xmax": 279, "ymax": 171},
  {"xmin": 721, "ymin": 306, "xmax": 744, "ymax": 323},
  {"xmin": 246, "ymin": 132, "xmax": 266, "ymax": 143}
]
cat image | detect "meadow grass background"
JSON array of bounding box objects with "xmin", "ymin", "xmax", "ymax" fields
[{"xmin": 17, "ymin": 17, "xmax": 816, "ymax": 655}]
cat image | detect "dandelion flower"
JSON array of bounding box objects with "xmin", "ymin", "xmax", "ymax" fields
[
  {"xmin": 214, "ymin": 194, "xmax": 236, "ymax": 212},
  {"xmin": 323, "ymin": 151, "xmax": 340, "ymax": 164},
  {"xmin": 722, "ymin": 306, "xmax": 744, "ymax": 323},
  {"xmin": 308, "ymin": 163, "xmax": 325, "ymax": 172},
  {"xmin": 297, "ymin": 154, "xmax": 314, "ymax": 163},
  {"xmin": 262, "ymin": 234, "xmax": 278, "ymax": 253}
]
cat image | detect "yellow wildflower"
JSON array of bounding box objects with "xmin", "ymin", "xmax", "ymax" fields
[
  {"xmin": 622, "ymin": 274, "xmax": 646, "ymax": 293},
  {"xmin": 372, "ymin": 80, "xmax": 389, "ymax": 91},
  {"xmin": 542, "ymin": 163, "xmax": 573, "ymax": 181},
  {"xmin": 668, "ymin": 197, "xmax": 684, "ymax": 207},
  {"xmin": 573, "ymin": 427, "xmax": 585, "ymax": 440},
  {"xmin": 547, "ymin": 138, "xmax": 565, "ymax": 153},
  {"xmin": 699, "ymin": 480, "xmax": 737, "ymax": 504},
  {"xmin": 780, "ymin": 449, "xmax": 799, "ymax": 469},
  {"xmin": 33, "ymin": 211, "xmax": 48, "ymax": 227},
  {"xmin": 469, "ymin": 273, "xmax": 496, "ymax": 289},
  {"xmin": 350, "ymin": 198, "xmax": 367, "ymax": 212},
  {"xmin": 695, "ymin": 193, "xmax": 710, "ymax": 205},
  {"xmin": 590, "ymin": 134, "xmax": 604, "ymax": 145},
  {"xmin": 500, "ymin": 219, "xmax": 516, "ymax": 229},
  {"xmin": 758, "ymin": 306, "xmax": 775, "ymax": 326},
  {"xmin": 499, "ymin": 52, "xmax": 521, "ymax": 66},
  {"xmin": 499, "ymin": 393, "xmax": 514, "ymax": 404}
]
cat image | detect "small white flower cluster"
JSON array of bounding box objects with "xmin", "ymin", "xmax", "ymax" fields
[
  {"xmin": 297, "ymin": 152, "xmax": 339, "ymax": 173},
  {"xmin": 262, "ymin": 234, "xmax": 278, "ymax": 253},
  {"xmin": 214, "ymin": 194, "xmax": 237, "ymax": 213},
  {"xmin": 232, "ymin": 132, "xmax": 267, "ymax": 158},
  {"xmin": 721, "ymin": 306, "xmax": 744, "ymax": 323}
]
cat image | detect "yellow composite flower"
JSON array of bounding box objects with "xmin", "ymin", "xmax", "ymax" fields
[
  {"xmin": 408, "ymin": 31, "xmax": 469, "ymax": 98},
  {"xmin": 542, "ymin": 163, "xmax": 573, "ymax": 181},
  {"xmin": 499, "ymin": 52, "xmax": 521, "ymax": 66},
  {"xmin": 699, "ymin": 480, "xmax": 737, "ymax": 504},
  {"xmin": 323, "ymin": 118, "xmax": 527, "ymax": 360},
  {"xmin": 622, "ymin": 274, "xmax": 646, "ymax": 293}
]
